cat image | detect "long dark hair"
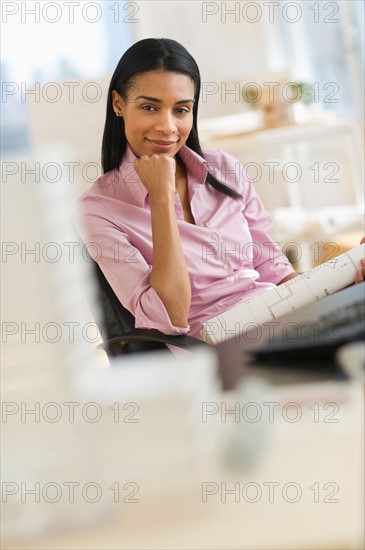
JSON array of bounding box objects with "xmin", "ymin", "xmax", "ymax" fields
[{"xmin": 101, "ymin": 38, "xmax": 242, "ymax": 199}]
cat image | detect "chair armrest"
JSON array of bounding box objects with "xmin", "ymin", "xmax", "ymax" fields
[{"xmin": 97, "ymin": 328, "xmax": 209, "ymax": 351}]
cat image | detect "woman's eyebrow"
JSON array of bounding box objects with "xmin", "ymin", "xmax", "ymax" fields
[{"xmin": 135, "ymin": 95, "xmax": 195, "ymax": 104}]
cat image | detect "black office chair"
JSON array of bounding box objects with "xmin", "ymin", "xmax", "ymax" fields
[{"xmin": 90, "ymin": 259, "xmax": 208, "ymax": 359}]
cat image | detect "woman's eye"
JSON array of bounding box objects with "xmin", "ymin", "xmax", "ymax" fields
[
  {"xmin": 141, "ymin": 105, "xmax": 156, "ymax": 111},
  {"xmin": 140, "ymin": 105, "xmax": 190, "ymax": 113}
]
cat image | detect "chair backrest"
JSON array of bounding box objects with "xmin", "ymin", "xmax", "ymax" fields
[{"xmin": 91, "ymin": 260, "xmax": 168, "ymax": 356}]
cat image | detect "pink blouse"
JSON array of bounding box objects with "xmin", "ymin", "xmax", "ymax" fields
[{"xmin": 75, "ymin": 144, "xmax": 294, "ymax": 339}]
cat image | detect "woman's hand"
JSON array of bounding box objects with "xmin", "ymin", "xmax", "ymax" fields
[
  {"xmin": 134, "ymin": 154, "xmax": 176, "ymax": 198},
  {"xmin": 354, "ymin": 236, "xmax": 365, "ymax": 284}
]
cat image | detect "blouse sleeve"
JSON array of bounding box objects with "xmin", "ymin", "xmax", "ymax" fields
[
  {"xmin": 74, "ymin": 195, "xmax": 190, "ymax": 335},
  {"xmin": 240, "ymin": 169, "xmax": 295, "ymax": 285}
]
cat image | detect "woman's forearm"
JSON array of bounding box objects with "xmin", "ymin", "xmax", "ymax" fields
[{"xmin": 149, "ymin": 193, "xmax": 191, "ymax": 327}]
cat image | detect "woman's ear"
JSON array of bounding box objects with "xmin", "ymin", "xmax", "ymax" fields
[{"xmin": 112, "ymin": 90, "xmax": 124, "ymax": 117}]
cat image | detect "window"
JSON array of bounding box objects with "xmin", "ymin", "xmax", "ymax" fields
[
  {"xmin": 278, "ymin": 0, "xmax": 364, "ymax": 117},
  {"xmin": 1, "ymin": 1, "xmax": 134, "ymax": 154}
]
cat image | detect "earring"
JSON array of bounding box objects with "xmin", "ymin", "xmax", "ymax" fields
[{"xmin": 115, "ymin": 112, "xmax": 122, "ymax": 117}]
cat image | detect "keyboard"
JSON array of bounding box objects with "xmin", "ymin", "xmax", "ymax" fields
[{"xmin": 247, "ymin": 296, "xmax": 365, "ymax": 363}]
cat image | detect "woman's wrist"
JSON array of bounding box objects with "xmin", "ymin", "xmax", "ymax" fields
[{"xmin": 149, "ymin": 189, "xmax": 176, "ymax": 208}]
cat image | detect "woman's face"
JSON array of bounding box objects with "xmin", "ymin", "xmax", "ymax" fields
[{"xmin": 112, "ymin": 70, "xmax": 195, "ymax": 158}]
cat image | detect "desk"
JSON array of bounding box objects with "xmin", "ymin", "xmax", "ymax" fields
[
  {"xmin": 4, "ymin": 384, "xmax": 363, "ymax": 550},
  {"xmin": 3, "ymin": 349, "xmax": 364, "ymax": 550}
]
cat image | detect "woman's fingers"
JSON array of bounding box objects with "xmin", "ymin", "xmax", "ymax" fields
[
  {"xmin": 354, "ymin": 239, "xmax": 365, "ymax": 284},
  {"xmin": 355, "ymin": 268, "xmax": 363, "ymax": 284},
  {"xmin": 354, "ymin": 258, "xmax": 365, "ymax": 284}
]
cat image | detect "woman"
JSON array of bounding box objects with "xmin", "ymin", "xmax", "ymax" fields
[{"xmin": 76, "ymin": 38, "xmax": 365, "ymax": 340}]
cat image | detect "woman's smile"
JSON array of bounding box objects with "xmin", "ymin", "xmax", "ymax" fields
[{"xmin": 146, "ymin": 138, "xmax": 179, "ymax": 151}]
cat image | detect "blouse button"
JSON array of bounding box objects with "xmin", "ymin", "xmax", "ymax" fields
[
  {"xmin": 229, "ymin": 275, "xmax": 236, "ymax": 282},
  {"xmin": 211, "ymin": 232, "xmax": 219, "ymax": 241}
]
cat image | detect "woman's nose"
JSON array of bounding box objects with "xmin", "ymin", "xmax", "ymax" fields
[{"xmin": 154, "ymin": 112, "xmax": 177, "ymax": 134}]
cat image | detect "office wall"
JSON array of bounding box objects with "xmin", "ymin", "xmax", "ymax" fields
[
  {"xmin": 132, "ymin": 1, "xmax": 284, "ymax": 118},
  {"xmin": 3, "ymin": 3, "xmax": 288, "ymax": 196}
]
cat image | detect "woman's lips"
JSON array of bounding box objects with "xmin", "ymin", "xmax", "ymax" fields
[{"xmin": 146, "ymin": 139, "xmax": 178, "ymax": 148}]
